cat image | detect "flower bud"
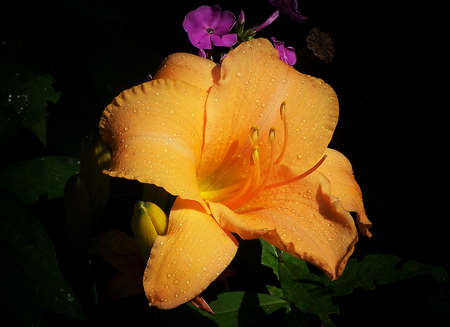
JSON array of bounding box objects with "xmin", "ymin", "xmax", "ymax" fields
[
  {"xmin": 235, "ymin": 10, "xmax": 245, "ymax": 35},
  {"xmin": 131, "ymin": 201, "xmax": 168, "ymax": 261}
]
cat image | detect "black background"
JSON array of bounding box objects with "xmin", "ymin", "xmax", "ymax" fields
[{"xmin": 2, "ymin": 0, "xmax": 447, "ymax": 326}]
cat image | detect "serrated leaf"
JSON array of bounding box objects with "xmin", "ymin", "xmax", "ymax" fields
[
  {"xmin": 0, "ymin": 189, "xmax": 84, "ymax": 321},
  {"xmin": 161, "ymin": 292, "xmax": 290, "ymax": 327},
  {"xmin": 260, "ymin": 239, "xmax": 338, "ymax": 326},
  {"xmin": 278, "ymin": 252, "xmax": 338, "ymax": 327},
  {"xmin": 260, "ymin": 238, "xmax": 280, "ymax": 278},
  {"xmin": 266, "ymin": 284, "xmax": 284, "ymax": 298},
  {"xmin": 0, "ymin": 156, "xmax": 80, "ymax": 204},
  {"xmin": 322, "ymin": 254, "xmax": 450, "ymax": 296},
  {"xmin": 201, "ymin": 291, "xmax": 290, "ymax": 326}
]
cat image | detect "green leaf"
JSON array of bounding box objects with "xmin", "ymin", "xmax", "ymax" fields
[
  {"xmin": 278, "ymin": 252, "xmax": 338, "ymax": 327},
  {"xmin": 322, "ymin": 254, "xmax": 450, "ymax": 296},
  {"xmin": 0, "ymin": 64, "xmax": 61, "ymax": 146},
  {"xmin": 0, "ymin": 156, "xmax": 80, "ymax": 204},
  {"xmin": 0, "ymin": 189, "xmax": 84, "ymax": 321},
  {"xmin": 260, "ymin": 238, "xmax": 280, "ymax": 278},
  {"xmin": 168, "ymin": 292, "xmax": 290, "ymax": 327},
  {"xmin": 260, "ymin": 239, "xmax": 338, "ymax": 326}
]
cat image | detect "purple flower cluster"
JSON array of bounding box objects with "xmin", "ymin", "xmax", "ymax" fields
[{"xmin": 182, "ymin": 0, "xmax": 307, "ymax": 66}]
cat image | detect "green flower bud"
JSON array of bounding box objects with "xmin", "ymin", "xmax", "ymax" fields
[{"xmin": 131, "ymin": 201, "xmax": 168, "ymax": 261}]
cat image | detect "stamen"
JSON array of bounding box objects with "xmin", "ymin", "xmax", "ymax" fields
[
  {"xmin": 264, "ymin": 155, "xmax": 327, "ymax": 190},
  {"xmin": 220, "ymin": 128, "xmax": 261, "ymax": 207},
  {"xmin": 251, "ymin": 146, "xmax": 260, "ymax": 184},
  {"xmin": 274, "ymin": 101, "xmax": 288, "ymax": 165},
  {"xmin": 225, "ymin": 128, "xmax": 277, "ymax": 210},
  {"xmin": 217, "ymin": 101, "xmax": 325, "ymax": 211},
  {"xmin": 258, "ymin": 128, "xmax": 276, "ymax": 189}
]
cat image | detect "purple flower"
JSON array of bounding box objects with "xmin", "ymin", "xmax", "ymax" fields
[
  {"xmin": 269, "ymin": 0, "xmax": 307, "ymax": 23},
  {"xmin": 183, "ymin": 5, "xmax": 237, "ymax": 50},
  {"xmin": 271, "ymin": 37, "xmax": 297, "ymax": 65}
]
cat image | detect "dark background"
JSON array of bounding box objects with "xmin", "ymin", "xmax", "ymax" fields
[{"xmin": 2, "ymin": 0, "xmax": 447, "ymax": 326}]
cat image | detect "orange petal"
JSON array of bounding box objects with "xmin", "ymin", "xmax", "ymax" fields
[
  {"xmin": 318, "ymin": 148, "xmax": 372, "ymax": 237},
  {"xmin": 96, "ymin": 230, "xmax": 142, "ymax": 270},
  {"xmin": 105, "ymin": 262, "xmax": 145, "ymax": 300},
  {"xmin": 154, "ymin": 53, "xmax": 220, "ymax": 93},
  {"xmin": 99, "ymin": 79, "xmax": 207, "ymax": 206},
  {"xmin": 198, "ymin": 38, "xmax": 339, "ymax": 192},
  {"xmin": 209, "ymin": 168, "xmax": 358, "ymax": 280},
  {"xmin": 143, "ymin": 197, "xmax": 238, "ymax": 309}
]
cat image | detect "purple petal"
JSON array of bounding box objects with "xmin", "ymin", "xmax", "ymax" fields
[
  {"xmin": 256, "ymin": 10, "xmax": 279, "ymax": 31},
  {"xmin": 220, "ymin": 54, "xmax": 227, "ymax": 65},
  {"xmin": 271, "ymin": 36, "xmax": 284, "ymax": 51},
  {"xmin": 198, "ymin": 48, "xmax": 206, "ymax": 58},
  {"xmin": 194, "ymin": 33, "xmax": 213, "ymax": 50},
  {"xmin": 210, "ymin": 33, "xmax": 237, "ymax": 48},
  {"xmin": 271, "ymin": 37, "xmax": 296, "ymax": 66},
  {"xmin": 183, "ymin": 6, "xmax": 214, "ymax": 49},
  {"xmin": 214, "ymin": 10, "xmax": 236, "ymax": 34},
  {"xmin": 284, "ymin": 46, "xmax": 297, "ymax": 65},
  {"xmin": 183, "ymin": 6, "xmax": 209, "ymax": 31},
  {"xmin": 269, "ymin": 0, "xmax": 307, "ymax": 23},
  {"xmin": 209, "ymin": 5, "xmax": 223, "ymax": 28},
  {"xmin": 193, "ymin": 5, "xmax": 215, "ymax": 26}
]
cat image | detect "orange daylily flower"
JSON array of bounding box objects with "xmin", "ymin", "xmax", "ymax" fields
[{"xmin": 99, "ymin": 38, "xmax": 371, "ymax": 309}]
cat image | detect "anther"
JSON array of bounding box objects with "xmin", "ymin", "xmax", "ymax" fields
[
  {"xmin": 279, "ymin": 101, "xmax": 286, "ymax": 120},
  {"xmin": 224, "ymin": 128, "xmax": 277, "ymax": 210},
  {"xmin": 274, "ymin": 101, "xmax": 288, "ymax": 165},
  {"xmin": 269, "ymin": 127, "xmax": 276, "ymax": 143},
  {"xmin": 249, "ymin": 126, "xmax": 259, "ymax": 146}
]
